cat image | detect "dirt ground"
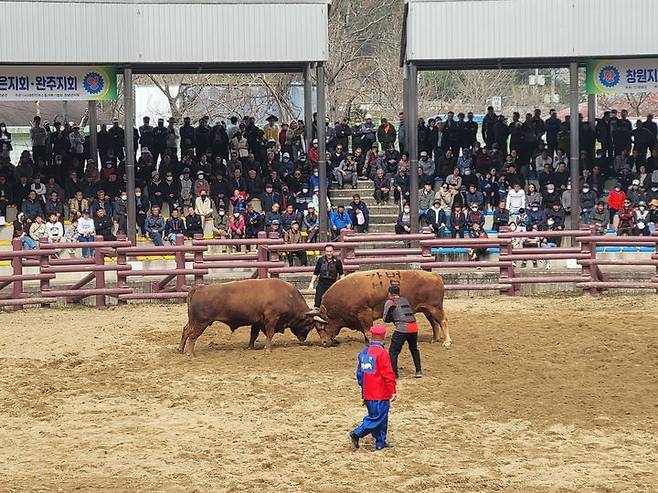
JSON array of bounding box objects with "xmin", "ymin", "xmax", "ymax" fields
[{"xmin": 1, "ymin": 294, "xmax": 657, "ymax": 493}]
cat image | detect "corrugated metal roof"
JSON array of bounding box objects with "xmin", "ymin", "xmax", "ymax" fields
[
  {"xmin": 404, "ymin": 0, "xmax": 658, "ymax": 68},
  {"xmin": 0, "ymin": 1, "xmax": 329, "ymax": 67}
]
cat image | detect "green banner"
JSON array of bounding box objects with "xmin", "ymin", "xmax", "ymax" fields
[{"xmin": 586, "ymin": 59, "xmax": 658, "ymax": 95}]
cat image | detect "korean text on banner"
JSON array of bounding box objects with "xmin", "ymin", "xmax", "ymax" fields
[
  {"xmin": 0, "ymin": 66, "xmax": 117, "ymax": 101},
  {"xmin": 586, "ymin": 59, "xmax": 658, "ymax": 95}
]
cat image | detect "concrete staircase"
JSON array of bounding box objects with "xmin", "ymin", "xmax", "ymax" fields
[{"xmin": 328, "ymin": 178, "xmax": 399, "ymax": 235}]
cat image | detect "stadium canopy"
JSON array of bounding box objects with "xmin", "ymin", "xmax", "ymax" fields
[
  {"xmin": 0, "ymin": 0, "xmax": 331, "ymax": 242},
  {"xmin": 401, "ymin": 0, "xmax": 658, "ymax": 231}
]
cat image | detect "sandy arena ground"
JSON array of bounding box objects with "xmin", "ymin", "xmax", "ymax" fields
[{"xmin": 1, "ymin": 294, "xmax": 657, "ymax": 492}]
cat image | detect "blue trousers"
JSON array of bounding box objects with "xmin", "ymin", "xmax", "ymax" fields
[{"xmin": 353, "ymin": 400, "xmax": 390, "ymax": 449}]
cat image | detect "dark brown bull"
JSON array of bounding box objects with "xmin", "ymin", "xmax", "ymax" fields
[
  {"xmin": 179, "ymin": 279, "xmax": 316, "ymax": 356},
  {"xmin": 313, "ymin": 270, "xmax": 450, "ymax": 347}
]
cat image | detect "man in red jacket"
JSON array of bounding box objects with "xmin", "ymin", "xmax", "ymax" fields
[{"xmin": 349, "ymin": 324, "xmax": 397, "ymax": 451}]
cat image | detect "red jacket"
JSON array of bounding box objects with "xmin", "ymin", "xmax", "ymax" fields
[
  {"xmin": 607, "ymin": 189, "xmax": 625, "ymax": 210},
  {"xmin": 356, "ymin": 342, "xmax": 397, "ymax": 401}
]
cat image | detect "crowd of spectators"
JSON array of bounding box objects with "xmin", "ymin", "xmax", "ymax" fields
[{"xmin": 1, "ymin": 107, "xmax": 658, "ymax": 258}]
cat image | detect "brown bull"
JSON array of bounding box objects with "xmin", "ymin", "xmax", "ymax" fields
[
  {"xmin": 313, "ymin": 270, "xmax": 450, "ymax": 347},
  {"xmin": 179, "ymin": 279, "xmax": 316, "ymax": 356}
]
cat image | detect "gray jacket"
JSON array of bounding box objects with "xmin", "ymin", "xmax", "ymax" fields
[{"xmin": 383, "ymin": 295, "xmax": 416, "ymax": 333}]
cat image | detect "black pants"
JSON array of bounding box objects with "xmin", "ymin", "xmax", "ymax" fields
[
  {"xmin": 389, "ymin": 331, "xmax": 421, "ymax": 377},
  {"xmin": 314, "ymin": 278, "xmax": 335, "ymax": 309}
]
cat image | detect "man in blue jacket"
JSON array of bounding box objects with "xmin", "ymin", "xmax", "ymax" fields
[
  {"xmin": 350, "ymin": 324, "xmax": 397, "ymax": 451},
  {"xmin": 330, "ymin": 204, "xmax": 353, "ymax": 240}
]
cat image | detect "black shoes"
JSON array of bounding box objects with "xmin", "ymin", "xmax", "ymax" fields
[
  {"xmin": 415, "ymin": 371, "xmax": 423, "ymax": 378},
  {"xmin": 349, "ymin": 432, "xmax": 360, "ymax": 450}
]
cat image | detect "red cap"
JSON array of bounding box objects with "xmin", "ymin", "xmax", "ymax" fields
[{"xmin": 370, "ymin": 324, "xmax": 386, "ymax": 336}]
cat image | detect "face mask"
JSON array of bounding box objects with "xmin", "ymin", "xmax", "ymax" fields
[
  {"xmin": 302, "ymin": 188, "xmax": 308, "ymax": 193},
  {"xmin": 121, "ymin": 194, "xmax": 127, "ymax": 200},
  {"xmin": 219, "ymin": 211, "xmax": 225, "ymax": 216},
  {"xmin": 652, "ymin": 188, "xmax": 658, "ymax": 192},
  {"xmin": 639, "ymin": 206, "xmax": 645, "ymax": 211},
  {"xmin": 583, "ymin": 188, "xmax": 590, "ymax": 193},
  {"xmin": 464, "ymin": 169, "xmax": 471, "ymax": 175},
  {"xmin": 615, "ymin": 187, "xmax": 621, "ymax": 192},
  {"xmin": 314, "ymin": 172, "xmax": 319, "ymax": 177},
  {"xmin": 166, "ymin": 177, "xmax": 173, "ymax": 182},
  {"xmin": 198, "ymin": 175, "xmax": 204, "ymax": 180},
  {"xmin": 135, "ymin": 192, "xmax": 141, "ymax": 197},
  {"xmin": 404, "ymin": 208, "xmax": 410, "ymax": 213}
]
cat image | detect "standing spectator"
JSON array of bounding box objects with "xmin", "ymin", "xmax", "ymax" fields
[
  {"xmin": 0, "ymin": 122, "xmax": 12, "ymax": 163},
  {"xmin": 0, "ymin": 175, "xmax": 12, "ymax": 218},
  {"xmin": 393, "ymin": 168, "xmax": 410, "ymax": 204},
  {"xmin": 482, "ymin": 106, "xmax": 497, "ymax": 148},
  {"xmin": 228, "ymin": 210, "xmax": 246, "ymax": 241},
  {"xmin": 135, "ymin": 187, "xmax": 150, "ymax": 236},
  {"xmin": 308, "ymin": 244, "xmax": 344, "ymax": 310},
  {"xmin": 607, "ymin": 183, "xmax": 626, "ymax": 227},
  {"xmin": 139, "ymin": 116, "xmax": 154, "ymax": 151},
  {"xmin": 30, "ymin": 116, "xmax": 49, "ymax": 167},
  {"xmin": 195, "ymin": 190, "xmax": 215, "ymax": 237},
  {"xmin": 145, "ymin": 206, "xmax": 165, "ymax": 246},
  {"xmin": 580, "ymin": 183, "xmax": 597, "ymax": 224},
  {"xmin": 69, "ymin": 124, "xmax": 85, "ymax": 163},
  {"xmin": 78, "ymin": 210, "xmax": 95, "ymax": 257},
  {"xmin": 348, "ymin": 194, "xmax": 369, "ymax": 233},
  {"xmin": 360, "ymin": 116, "xmax": 377, "ymax": 151},
  {"xmin": 108, "ymin": 118, "xmax": 125, "ymax": 161},
  {"xmin": 165, "ymin": 208, "xmax": 186, "ymax": 244},
  {"xmin": 113, "ymin": 191, "xmax": 128, "ymax": 235},
  {"xmin": 377, "ymin": 118, "xmax": 396, "ymax": 149}
]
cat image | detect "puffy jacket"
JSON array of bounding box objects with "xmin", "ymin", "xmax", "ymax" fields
[
  {"xmin": 356, "ymin": 342, "xmax": 397, "ymax": 401},
  {"xmin": 607, "ymin": 189, "xmax": 625, "ymax": 210},
  {"xmin": 330, "ymin": 210, "xmax": 352, "ymax": 230}
]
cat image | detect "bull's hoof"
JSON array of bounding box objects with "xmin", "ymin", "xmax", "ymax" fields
[{"xmin": 442, "ymin": 340, "xmax": 452, "ymax": 348}]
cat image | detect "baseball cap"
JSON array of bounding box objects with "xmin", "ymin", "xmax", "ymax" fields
[{"xmin": 370, "ymin": 324, "xmax": 386, "ymax": 336}]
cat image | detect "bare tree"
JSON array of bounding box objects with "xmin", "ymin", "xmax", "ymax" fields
[{"xmin": 625, "ymin": 93, "xmax": 651, "ymax": 117}]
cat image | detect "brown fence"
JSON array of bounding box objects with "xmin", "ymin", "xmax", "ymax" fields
[{"xmin": 1, "ymin": 227, "xmax": 657, "ymax": 309}]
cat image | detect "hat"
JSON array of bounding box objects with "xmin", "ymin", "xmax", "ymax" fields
[
  {"xmin": 265, "ymin": 183, "xmax": 273, "ymax": 188},
  {"xmin": 420, "ymin": 151, "xmax": 428, "ymax": 157},
  {"xmin": 112, "ymin": 117, "xmax": 119, "ymax": 123},
  {"xmin": 197, "ymin": 170, "xmax": 205, "ymax": 176},
  {"xmin": 650, "ymin": 199, "xmax": 658, "ymax": 207},
  {"xmin": 271, "ymin": 219, "xmax": 280, "ymax": 225},
  {"xmin": 365, "ymin": 114, "xmax": 372, "ymax": 119},
  {"xmin": 151, "ymin": 171, "xmax": 159, "ymax": 177},
  {"xmin": 433, "ymin": 199, "xmax": 441, "ymax": 205},
  {"xmin": 312, "ymin": 138, "xmax": 318, "ymax": 144},
  {"xmin": 370, "ymin": 324, "xmax": 386, "ymax": 336},
  {"xmin": 266, "ymin": 115, "xmax": 279, "ymax": 122},
  {"xmin": 168, "ymin": 117, "xmax": 175, "ymax": 123},
  {"xmin": 283, "ymin": 152, "xmax": 290, "ymax": 158},
  {"xmin": 182, "ymin": 167, "xmax": 190, "ymax": 173},
  {"xmin": 632, "ymin": 179, "xmax": 640, "ymax": 186}
]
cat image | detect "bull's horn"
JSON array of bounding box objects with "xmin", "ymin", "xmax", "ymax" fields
[
  {"xmin": 313, "ymin": 315, "xmax": 328, "ymax": 324},
  {"xmin": 305, "ymin": 309, "xmax": 319, "ymax": 316}
]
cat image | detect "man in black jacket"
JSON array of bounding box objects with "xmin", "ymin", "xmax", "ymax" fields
[
  {"xmin": 482, "ymin": 106, "xmax": 497, "ymax": 148},
  {"xmin": 179, "ymin": 117, "xmax": 196, "ymax": 156}
]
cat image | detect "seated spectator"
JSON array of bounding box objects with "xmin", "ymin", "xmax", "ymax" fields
[
  {"xmin": 526, "ymin": 183, "xmax": 542, "ymax": 207},
  {"xmin": 445, "ymin": 201, "xmax": 468, "ymax": 236},
  {"xmin": 419, "ymin": 151, "xmax": 435, "ymax": 181},
  {"xmin": 265, "ymin": 203, "xmax": 282, "ymax": 229},
  {"xmin": 213, "ymin": 205, "xmax": 229, "ymax": 238},
  {"xmin": 348, "ymin": 194, "xmax": 369, "ymax": 233},
  {"xmin": 229, "ymin": 189, "xmax": 246, "ymax": 214},
  {"xmin": 45, "ymin": 212, "xmax": 64, "ymax": 244},
  {"xmin": 445, "ymin": 167, "xmax": 462, "ymax": 191},
  {"xmin": 395, "ymin": 204, "xmax": 412, "ymax": 235},
  {"xmin": 479, "ymin": 172, "xmax": 497, "ymax": 210},
  {"xmin": 195, "ymin": 190, "xmax": 215, "ymax": 236},
  {"xmin": 280, "ymin": 204, "xmax": 300, "ymax": 232},
  {"xmin": 284, "ymin": 221, "xmax": 307, "ymax": 266},
  {"xmin": 165, "ymin": 208, "xmax": 186, "ymax": 245},
  {"xmin": 425, "ymin": 199, "xmax": 447, "ymax": 238},
  {"xmin": 465, "ymin": 203, "xmax": 485, "ymax": 230},
  {"xmin": 145, "ymin": 206, "xmax": 165, "ymax": 246},
  {"xmin": 435, "ymin": 182, "xmax": 455, "ymax": 213},
  {"xmin": 228, "ymin": 210, "xmax": 246, "ymax": 245},
  {"xmin": 467, "ymin": 222, "xmax": 489, "ymax": 262},
  {"xmin": 418, "ymin": 183, "xmax": 434, "ymax": 222},
  {"xmin": 607, "ymin": 183, "xmax": 626, "ymax": 227},
  {"xmin": 91, "ymin": 189, "xmax": 113, "ymax": 217},
  {"xmin": 244, "ymin": 203, "xmax": 263, "ymax": 239},
  {"xmin": 113, "ymin": 191, "xmax": 128, "ymax": 236},
  {"xmin": 464, "ymin": 184, "xmax": 484, "ymax": 210},
  {"xmin": 649, "ymin": 199, "xmax": 658, "ymax": 233},
  {"xmin": 580, "ymin": 183, "xmax": 597, "ymax": 224},
  {"xmin": 492, "ymin": 200, "xmax": 510, "ymax": 232},
  {"xmin": 505, "ymin": 183, "xmax": 526, "ymax": 217},
  {"xmin": 634, "ymin": 201, "xmax": 651, "ymax": 236},
  {"xmin": 372, "ymin": 168, "xmax": 390, "ymax": 205},
  {"xmin": 590, "ymin": 201, "xmax": 610, "ymax": 235},
  {"xmin": 616, "ymin": 199, "xmax": 635, "ymax": 236},
  {"xmin": 29, "ymin": 215, "xmax": 47, "ymax": 242},
  {"xmin": 94, "ymin": 208, "xmax": 116, "ymax": 241},
  {"xmin": 13, "ymin": 221, "xmax": 37, "ymax": 250},
  {"xmin": 68, "ymin": 190, "xmax": 89, "ymax": 220},
  {"xmin": 21, "ymin": 190, "xmax": 43, "ymax": 222},
  {"xmin": 0, "ymin": 175, "xmax": 11, "ymax": 219},
  {"xmin": 546, "ymin": 202, "xmax": 566, "ymax": 246},
  {"xmin": 330, "ymin": 204, "xmax": 353, "ymax": 239},
  {"xmin": 526, "ymin": 202, "xmax": 546, "ymax": 230},
  {"xmin": 64, "ymin": 218, "xmax": 81, "ymax": 256},
  {"xmin": 333, "ymin": 154, "xmax": 358, "ymax": 189},
  {"xmin": 78, "ymin": 210, "xmax": 96, "ymax": 257},
  {"xmin": 135, "ymin": 187, "xmax": 150, "ymax": 237},
  {"xmin": 184, "ymin": 206, "xmax": 203, "ymax": 238},
  {"xmin": 303, "ymin": 205, "xmax": 320, "ymax": 243},
  {"xmin": 268, "ymin": 219, "xmax": 282, "ymax": 237}
]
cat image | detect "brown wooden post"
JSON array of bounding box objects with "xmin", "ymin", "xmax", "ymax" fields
[
  {"xmin": 339, "ymin": 228, "xmax": 355, "ymax": 262},
  {"xmin": 116, "ymin": 246, "xmax": 128, "ymax": 305},
  {"xmin": 256, "ymin": 231, "xmax": 268, "ymax": 279},
  {"xmin": 653, "ymin": 231, "xmax": 658, "ymax": 294},
  {"xmin": 581, "ymin": 225, "xmax": 599, "ymax": 295},
  {"xmin": 268, "ymin": 231, "xmax": 281, "ymax": 278},
  {"xmin": 175, "ymin": 234, "xmax": 186, "ymax": 298},
  {"xmin": 94, "ymin": 235, "xmax": 106, "ymax": 308},
  {"xmin": 192, "ymin": 233, "xmax": 205, "ymax": 286},
  {"xmin": 11, "ymin": 238, "xmax": 24, "ymax": 310},
  {"xmin": 38, "ymin": 238, "xmax": 51, "ymax": 307}
]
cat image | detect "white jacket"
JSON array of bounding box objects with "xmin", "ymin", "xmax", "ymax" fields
[{"xmin": 506, "ymin": 189, "xmax": 526, "ymax": 211}]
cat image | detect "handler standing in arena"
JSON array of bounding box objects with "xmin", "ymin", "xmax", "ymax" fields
[
  {"xmin": 309, "ymin": 244, "xmax": 344, "ymax": 309},
  {"xmin": 350, "ymin": 324, "xmax": 397, "ymax": 451},
  {"xmin": 384, "ymin": 285, "xmax": 422, "ymax": 378}
]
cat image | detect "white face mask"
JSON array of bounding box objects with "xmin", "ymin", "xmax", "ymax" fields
[
  {"xmin": 404, "ymin": 207, "xmax": 410, "ymax": 213},
  {"xmin": 219, "ymin": 211, "xmax": 225, "ymax": 216},
  {"xmin": 302, "ymin": 188, "xmax": 308, "ymax": 193},
  {"xmin": 121, "ymin": 194, "xmax": 127, "ymax": 200},
  {"xmin": 135, "ymin": 192, "xmax": 142, "ymax": 197}
]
